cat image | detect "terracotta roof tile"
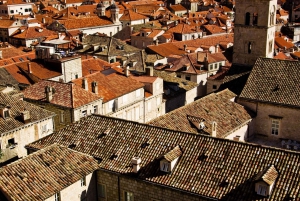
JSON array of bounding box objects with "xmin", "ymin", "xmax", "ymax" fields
[
  {"xmin": 81, "ymin": 57, "xmax": 114, "ymax": 76},
  {"xmin": 0, "ymin": 144, "xmax": 99, "ymax": 201},
  {"xmin": 72, "ymin": 71, "xmax": 144, "ymax": 102},
  {"xmin": 17, "ymin": 61, "xmax": 62, "ymax": 80},
  {"xmin": 23, "ymin": 80, "xmax": 101, "ymax": 108},
  {"xmin": 169, "ymin": 4, "xmax": 187, "ymax": 11},
  {"xmin": 26, "ymin": 114, "xmax": 300, "ymax": 200},
  {"xmin": 275, "ymin": 37, "xmax": 295, "ymax": 49},
  {"xmin": 120, "ymin": 9, "xmax": 148, "ymax": 21},
  {"xmin": 11, "ymin": 26, "xmax": 57, "ymax": 39},
  {"xmin": 56, "ymin": 16, "xmax": 113, "ymax": 30},
  {"xmin": 203, "ymin": 24, "xmax": 226, "ymax": 34},
  {"xmin": 147, "ymin": 34, "xmax": 234, "ymax": 57},
  {"xmin": 5, "ymin": 64, "xmax": 32, "ymax": 85},
  {"xmin": 130, "ymin": 75, "xmax": 158, "ymax": 83}
]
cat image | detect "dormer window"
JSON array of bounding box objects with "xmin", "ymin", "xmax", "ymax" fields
[
  {"xmin": 254, "ymin": 165, "xmax": 278, "ymax": 197},
  {"xmin": 0, "ymin": 105, "xmax": 11, "ymax": 119},
  {"xmin": 160, "ymin": 145, "xmax": 182, "ymax": 173}
]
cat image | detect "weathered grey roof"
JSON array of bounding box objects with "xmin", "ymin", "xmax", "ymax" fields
[
  {"xmin": 26, "ymin": 114, "xmax": 300, "ymax": 200},
  {"xmin": 0, "ymin": 92, "xmax": 55, "ymax": 134},
  {"xmin": 153, "ymin": 70, "xmax": 198, "ymax": 91},
  {"xmin": 148, "ymin": 89, "xmax": 252, "ymax": 138},
  {"xmin": 239, "ymin": 57, "xmax": 300, "ymax": 107},
  {"xmin": 79, "ymin": 35, "xmax": 146, "ymax": 72},
  {"xmin": 0, "ymin": 144, "xmax": 99, "ymax": 201},
  {"xmin": 0, "ymin": 68, "xmax": 20, "ymax": 90}
]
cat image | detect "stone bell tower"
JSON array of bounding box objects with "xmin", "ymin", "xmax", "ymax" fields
[{"xmin": 233, "ymin": 0, "xmax": 276, "ymax": 66}]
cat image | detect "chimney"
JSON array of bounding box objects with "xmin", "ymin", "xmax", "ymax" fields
[
  {"xmin": 215, "ymin": 44, "xmax": 219, "ymax": 53},
  {"xmin": 27, "ymin": 62, "xmax": 32, "ymax": 73},
  {"xmin": 0, "ymin": 50, "xmax": 2, "ymax": 59},
  {"xmin": 82, "ymin": 78, "xmax": 88, "ymax": 90},
  {"xmin": 45, "ymin": 86, "xmax": 53, "ymax": 102},
  {"xmin": 21, "ymin": 110, "xmax": 31, "ymax": 123},
  {"xmin": 124, "ymin": 66, "xmax": 130, "ymax": 77},
  {"xmin": 183, "ymin": 44, "xmax": 187, "ymax": 51},
  {"xmin": 131, "ymin": 156, "xmax": 141, "ymax": 173},
  {"xmin": 211, "ymin": 121, "xmax": 217, "ymax": 137},
  {"xmin": 155, "ymin": 39, "xmax": 159, "ymax": 46},
  {"xmin": 146, "ymin": 67, "xmax": 153, "ymax": 76},
  {"xmin": 42, "ymin": 17, "xmax": 46, "ymax": 24},
  {"xmin": 92, "ymin": 81, "xmax": 98, "ymax": 94}
]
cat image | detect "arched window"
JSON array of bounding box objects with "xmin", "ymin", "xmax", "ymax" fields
[
  {"xmin": 245, "ymin": 12, "xmax": 250, "ymax": 25},
  {"xmin": 248, "ymin": 42, "xmax": 252, "ymax": 54},
  {"xmin": 253, "ymin": 13, "xmax": 258, "ymax": 25}
]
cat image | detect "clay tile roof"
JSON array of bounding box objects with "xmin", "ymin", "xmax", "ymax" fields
[
  {"xmin": 130, "ymin": 75, "xmax": 158, "ymax": 83},
  {"xmin": 0, "ymin": 45, "xmax": 31, "ymax": 59},
  {"xmin": 0, "ymin": 92, "xmax": 55, "ymax": 134},
  {"xmin": 148, "ymin": 29, "xmax": 163, "ymax": 37},
  {"xmin": 72, "ymin": 71, "xmax": 144, "ymax": 102},
  {"xmin": 120, "ymin": 9, "xmax": 148, "ymax": 21},
  {"xmin": 11, "ymin": 26, "xmax": 57, "ymax": 39},
  {"xmin": 56, "ymin": 16, "xmax": 113, "ymax": 30},
  {"xmin": 81, "ymin": 57, "xmax": 114, "ymax": 76},
  {"xmin": 23, "ymin": 80, "xmax": 101, "ymax": 108},
  {"xmin": 153, "ymin": 70, "xmax": 198, "ymax": 91},
  {"xmin": 5, "ymin": 64, "xmax": 32, "ymax": 85},
  {"xmin": 169, "ymin": 4, "xmax": 187, "ymax": 11},
  {"xmin": 167, "ymin": 23, "xmax": 196, "ymax": 34},
  {"xmin": 149, "ymin": 89, "xmax": 251, "ymax": 138},
  {"xmin": 275, "ymin": 37, "xmax": 295, "ymax": 49},
  {"xmin": 240, "ymin": 57, "xmax": 300, "ymax": 107},
  {"xmin": 254, "ymin": 165, "xmax": 278, "ymax": 186},
  {"xmin": 163, "ymin": 145, "xmax": 182, "ymax": 162},
  {"xmin": 0, "ymin": 144, "xmax": 99, "ymax": 201},
  {"xmin": 26, "ymin": 114, "xmax": 300, "ymax": 200},
  {"xmin": 203, "ymin": 24, "xmax": 225, "ymax": 34},
  {"xmin": 148, "ymin": 34, "xmax": 234, "ymax": 57},
  {"xmin": 16, "ymin": 61, "xmax": 62, "ymax": 80},
  {"xmin": 147, "ymin": 43, "xmax": 185, "ymax": 57},
  {"xmin": 273, "ymin": 52, "xmax": 293, "ymax": 60},
  {"xmin": 0, "ymin": 19, "xmax": 15, "ymax": 28}
]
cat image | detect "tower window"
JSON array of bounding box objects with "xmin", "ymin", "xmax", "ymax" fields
[
  {"xmin": 253, "ymin": 13, "xmax": 258, "ymax": 25},
  {"xmin": 248, "ymin": 42, "xmax": 252, "ymax": 54},
  {"xmin": 245, "ymin": 12, "xmax": 250, "ymax": 25}
]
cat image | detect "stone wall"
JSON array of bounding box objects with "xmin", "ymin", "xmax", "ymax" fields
[
  {"xmin": 45, "ymin": 172, "xmax": 97, "ymax": 201},
  {"xmin": 237, "ymin": 99, "xmax": 300, "ymax": 142},
  {"xmin": 24, "ymin": 99, "xmax": 72, "ymax": 131},
  {"xmin": 96, "ymin": 169, "xmax": 210, "ymax": 201}
]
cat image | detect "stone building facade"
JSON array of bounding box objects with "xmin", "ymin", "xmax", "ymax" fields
[{"xmin": 96, "ymin": 170, "xmax": 207, "ymax": 201}]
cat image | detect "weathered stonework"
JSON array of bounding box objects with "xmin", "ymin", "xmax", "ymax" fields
[{"xmin": 96, "ymin": 170, "xmax": 209, "ymax": 201}]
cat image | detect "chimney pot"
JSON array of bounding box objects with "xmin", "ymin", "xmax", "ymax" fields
[
  {"xmin": 21, "ymin": 110, "xmax": 31, "ymax": 123},
  {"xmin": 132, "ymin": 156, "xmax": 141, "ymax": 173},
  {"xmin": 82, "ymin": 78, "xmax": 88, "ymax": 90},
  {"xmin": 124, "ymin": 66, "xmax": 130, "ymax": 77},
  {"xmin": 92, "ymin": 81, "xmax": 98, "ymax": 94},
  {"xmin": 45, "ymin": 86, "xmax": 53, "ymax": 102},
  {"xmin": 28, "ymin": 62, "xmax": 32, "ymax": 73},
  {"xmin": 211, "ymin": 121, "xmax": 217, "ymax": 137}
]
